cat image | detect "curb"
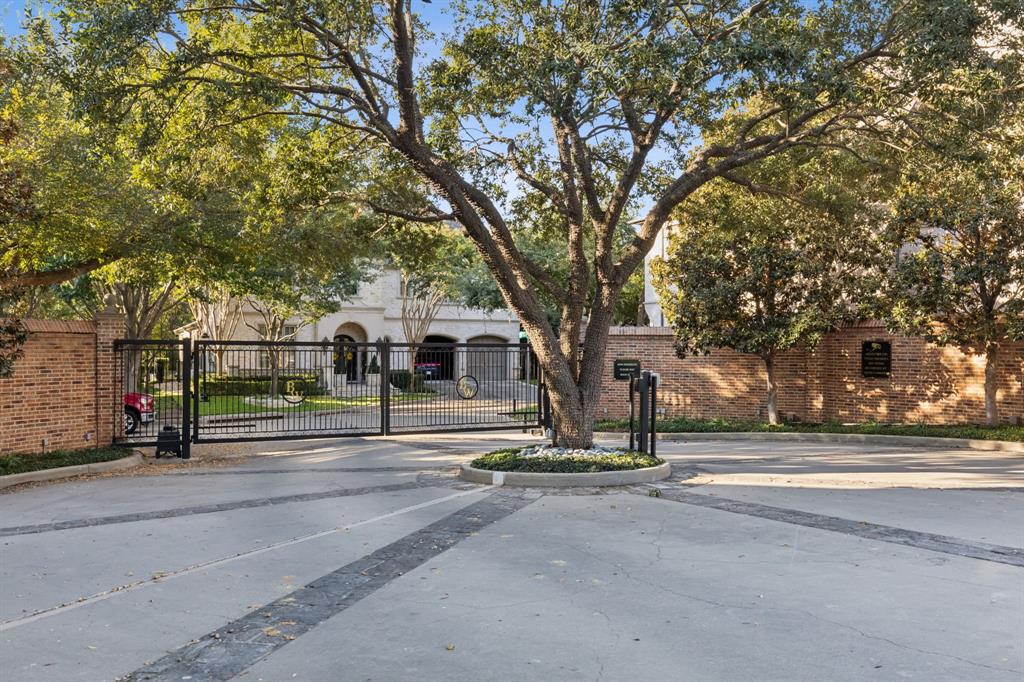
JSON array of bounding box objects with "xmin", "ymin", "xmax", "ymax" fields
[
  {"xmin": 0, "ymin": 452, "xmax": 144, "ymax": 490},
  {"xmin": 460, "ymin": 461, "xmax": 671, "ymax": 487},
  {"xmin": 592, "ymin": 431, "xmax": 1024, "ymax": 453}
]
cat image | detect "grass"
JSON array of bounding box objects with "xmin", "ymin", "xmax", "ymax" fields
[
  {"xmin": 471, "ymin": 447, "xmax": 664, "ymax": 473},
  {"xmin": 594, "ymin": 417, "xmax": 1024, "ymax": 442},
  {"xmin": 505, "ymin": 405, "xmax": 539, "ymax": 423},
  {"xmin": 154, "ymin": 390, "xmax": 434, "ymax": 417},
  {"xmin": 0, "ymin": 446, "xmax": 132, "ymax": 476}
]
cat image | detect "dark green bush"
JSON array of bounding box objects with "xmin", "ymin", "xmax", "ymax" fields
[
  {"xmin": 593, "ymin": 417, "xmax": 1024, "ymax": 442},
  {"xmin": 0, "ymin": 446, "xmax": 130, "ymax": 476},
  {"xmin": 202, "ymin": 374, "xmax": 321, "ymax": 396},
  {"xmin": 389, "ymin": 370, "xmax": 426, "ymax": 392}
]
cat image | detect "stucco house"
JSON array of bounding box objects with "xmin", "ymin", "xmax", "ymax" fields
[{"xmin": 179, "ymin": 268, "xmax": 522, "ymax": 384}]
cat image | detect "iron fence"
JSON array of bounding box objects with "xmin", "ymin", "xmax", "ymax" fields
[
  {"xmin": 191, "ymin": 339, "xmax": 381, "ymax": 442},
  {"xmin": 114, "ymin": 338, "xmax": 543, "ymax": 447},
  {"xmin": 385, "ymin": 342, "xmax": 541, "ymax": 434},
  {"xmin": 113, "ymin": 339, "xmax": 190, "ymax": 448}
]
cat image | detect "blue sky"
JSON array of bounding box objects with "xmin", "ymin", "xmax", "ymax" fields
[
  {"xmin": 0, "ymin": 1, "xmax": 456, "ymax": 38},
  {"xmin": 1, "ymin": 1, "xmax": 34, "ymax": 36}
]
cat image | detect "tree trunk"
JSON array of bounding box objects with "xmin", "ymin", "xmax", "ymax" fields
[
  {"xmin": 270, "ymin": 351, "xmax": 280, "ymax": 398},
  {"xmin": 537, "ymin": 301, "xmax": 617, "ymax": 449},
  {"xmin": 125, "ymin": 347, "xmax": 142, "ymax": 393},
  {"xmin": 984, "ymin": 343, "xmax": 999, "ymax": 426},
  {"xmin": 763, "ymin": 354, "xmax": 780, "ymax": 425}
]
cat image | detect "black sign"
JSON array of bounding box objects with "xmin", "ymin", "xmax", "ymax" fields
[
  {"xmin": 861, "ymin": 341, "xmax": 892, "ymax": 378},
  {"xmin": 613, "ymin": 358, "xmax": 642, "ymax": 380}
]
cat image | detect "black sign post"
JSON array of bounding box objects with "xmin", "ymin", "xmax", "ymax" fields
[
  {"xmin": 628, "ymin": 377, "xmax": 636, "ymax": 451},
  {"xmin": 617, "ymin": 358, "xmax": 642, "ymax": 450},
  {"xmin": 861, "ymin": 341, "xmax": 892, "ymax": 378},
  {"xmin": 638, "ymin": 371, "xmax": 650, "ymax": 454}
]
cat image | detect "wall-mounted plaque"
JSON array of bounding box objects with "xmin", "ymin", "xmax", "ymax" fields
[
  {"xmin": 613, "ymin": 358, "xmax": 642, "ymax": 380},
  {"xmin": 861, "ymin": 341, "xmax": 892, "ymax": 378}
]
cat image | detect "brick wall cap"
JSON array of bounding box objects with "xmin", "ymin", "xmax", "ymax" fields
[{"xmin": 13, "ymin": 319, "xmax": 97, "ymax": 334}]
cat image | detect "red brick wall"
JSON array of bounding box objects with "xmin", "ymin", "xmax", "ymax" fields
[
  {"xmin": 597, "ymin": 324, "xmax": 1024, "ymax": 425},
  {"xmin": 0, "ymin": 314, "xmax": 125, "ymax": 455}
]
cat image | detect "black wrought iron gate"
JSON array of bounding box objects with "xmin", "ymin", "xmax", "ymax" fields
[{"xmin": 114, "ymin": 338, "xmax": 546, "ymax": 455}]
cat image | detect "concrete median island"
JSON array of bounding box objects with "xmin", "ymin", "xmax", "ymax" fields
[{"xmin": 460, "ymin": 444, "xmax": 672, "ymax": 486}]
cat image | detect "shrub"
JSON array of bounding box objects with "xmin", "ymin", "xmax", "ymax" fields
[
  {"xmin": 389, "ymin": 370, "xmax": 426, "ymax": 392},
  {"xmin": 202, "ymin": 374, "xmax": 321, "ymax": 396},
  {"xmin": 0, "ymin": 446, "xmax": 130, "ymax": 476},
  {"xmin": 593, "ymin": 417, "xmax": 1024, "ymax": 442}
]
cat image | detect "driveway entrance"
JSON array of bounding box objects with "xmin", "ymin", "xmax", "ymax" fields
[{"xmin": 114, "ymin": 339, "xmax": 545, "ymax": 453}]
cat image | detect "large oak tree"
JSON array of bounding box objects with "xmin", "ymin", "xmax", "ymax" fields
[{"xmin": 55, "ymin": 0, "xmax": 1021, "ymax": 445}]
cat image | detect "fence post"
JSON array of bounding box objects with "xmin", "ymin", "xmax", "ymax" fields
[
  {"xmin": 542, "ymin": 380, "xmax": 553, "ymax": 437},
  {"xmin": 649, "ymin": 373, "xmax": 657, "ymax": 459},
  {"xmin": 192, "ymin": 339, "xmax": 201, "ymax": 442},
  {"xmin": 380, "ymin": 338, "xmax": 391, "ymax": 435},
  {"xmin": 638, "ymin": 370, "xmax": 650, "ymax": 455},
  {"xmin": 180, "ymin": 338, "xmax": 191, "ymax": 460},
  {"xmin": 535, "ymin": 353, "xmax": 543, "ymax": 428},
  {"xmin": 628, "ymin": 376, "xmax": 636, "ymax": 451}
]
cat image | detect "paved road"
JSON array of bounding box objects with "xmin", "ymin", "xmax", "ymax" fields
[{"xmin": 1, "ymin": 436, "xmax": 1021, "ymax": 681}]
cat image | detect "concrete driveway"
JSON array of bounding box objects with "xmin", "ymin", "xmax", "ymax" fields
[{"xmin": 1, "ymin": 435, "xmax": 1021, "ymax": 681}]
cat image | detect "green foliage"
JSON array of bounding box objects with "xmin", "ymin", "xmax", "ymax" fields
[
  {"xmin": 652, "ymin": 145, "xmax": 888, "ymax": 360},
  {"xmin": 0, "ymin": 446, "xmax": 130, "ymax": 476},
  {"xmin": 201, "ymin": 374, "xmax": 321, "ymax": 397},
  {"xmin": 471, "ymin": 448, "xmax": 664, "ymax": 473},
  {"xmin": 18, "ymin": 0, "xmax": 1024, "ymax": 445},
  {"xmin": 388, "ymin": 370, "xmax": 426, "ymax": 392},
  {"xmin": 387, "ymin": 223, "xmax": 479, "ymax": 302},
  {"xmin": 877, "ymin": 140, "xmax": 1024, "ymax": 350},
  {"xmin": 594, "ymin": 417, "xmax": 1024, "ymax": 443},
  {"xmin": 615, "ymin": 269, "xmax": 648, "ymax": 326},
  {"xmin": 0, "ymin": 308, "xmax": 28, "ymax": 378}
]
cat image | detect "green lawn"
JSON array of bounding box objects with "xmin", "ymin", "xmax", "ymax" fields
[
  {"xmin": 0, "ymin": 446, "xmax": 132, "ymax": 476},
  {"xmin": 154, "ymin": 390, "xmax": 434, "ymax": 417},
  {"xmin": 594, "ymin": 417, "xmax": 1024, "ymax": 442}
]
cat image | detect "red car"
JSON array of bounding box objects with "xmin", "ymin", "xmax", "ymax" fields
[{"xmin": 124, "ymin": 392, "xmax": 155, "ymax": 434}]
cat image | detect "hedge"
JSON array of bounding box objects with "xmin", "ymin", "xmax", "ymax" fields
[
  {"xmin": 202, "ymin": 374, "xmax": 322, "ymax": 397},
  {"xmin": 389, "ymin": 370, "xmax": 426, "ymax": 392}
]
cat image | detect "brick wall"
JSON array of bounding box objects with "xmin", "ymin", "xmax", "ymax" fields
[
  {"xmin": 0, "ymin": 313, "xmax": 125, "ymax": 455},
  {"xmin": 597, "ymin": 324, "xmax": 1024, "ymax": 425}
]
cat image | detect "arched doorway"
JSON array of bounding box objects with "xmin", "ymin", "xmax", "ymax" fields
[
  {"xmin": 418, "ymin": 334, "xmax": 457, "ymax": 381},
  {"xmin": 333, "ymin": 322, "xmax": 368, "ymax": 382},
  {"xmin": 466, "ymin": 335, "xmax": 510, "ymax": 382}
]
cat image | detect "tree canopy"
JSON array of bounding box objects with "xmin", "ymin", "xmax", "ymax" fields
[
  {"xmin": 876, "ymin": 111, "xmax": 1024, "ymax": 424},
  {"xmin": 19, "ymin": 0, "xmax": 1024, "ymax": 443},
  {"xmin": 652, "ymin": 142, "xmax": 891, "ymax": 422}
]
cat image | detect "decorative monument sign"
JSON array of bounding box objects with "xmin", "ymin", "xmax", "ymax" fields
[
  {"xmin": 613, "ymin": 358, "xmax": 642, "ymax": 380},
  {"xmin": 861, "ymin": 341, "xmax": 892, "ymax": 378}
]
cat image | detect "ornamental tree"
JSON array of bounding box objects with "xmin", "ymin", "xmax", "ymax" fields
[
  {"xmin": 55, "ymin": 0, "xmax": 1021, "ymax": 446},
  {"xmin": 878, "ymin": 148, "xmax": 1024, "ymax": 425},
  {"xmin": 652, "ymin": 145, "xmax": 889, "ymax": 423}
]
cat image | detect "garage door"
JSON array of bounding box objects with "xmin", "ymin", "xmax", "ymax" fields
[{"xmin": 466, "ymin": 336, "xmax": 511, "ymax": 382}]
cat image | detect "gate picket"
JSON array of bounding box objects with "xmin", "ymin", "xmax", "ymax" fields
[{"xmin": 113, "ymin": 338, "xmax": 543, "ymax": 449}]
